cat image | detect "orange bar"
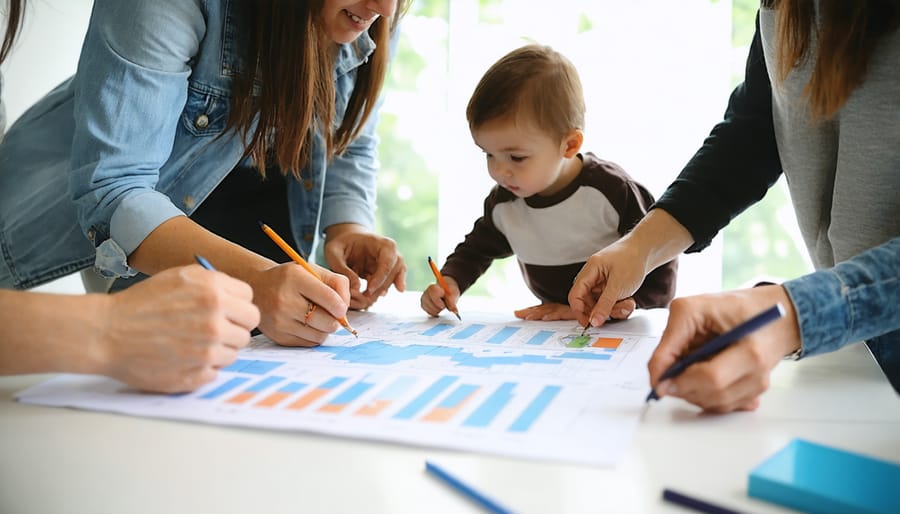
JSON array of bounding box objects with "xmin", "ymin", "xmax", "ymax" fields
[
  {"xmin": 255, "ymin": 392, "xmax": 291, "ymax": 408},
  {"xmin": 227, "ymin": 392, "xmax": 255, "ymax": 405},
  {"xmin": 355, "ymin": 399, "xmax": 391, "ymax": 417},
  {"xmin": 591, "ymin": 337, "xmax": 623, "ymax": 349},
  {"xmin": 318, "ymin": 403, "xmax": 347, "ymax": 414},
  {"xmin": 422, "ymin": 388, "xmax": 479, "ymax": 423},
  {"xmin": 286, "ymin": 389, "xmax": 330, "ymax": 410}
]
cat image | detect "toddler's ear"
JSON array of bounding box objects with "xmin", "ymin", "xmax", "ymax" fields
[{"xmin": 562, "ymin": 129, "xmax": 584, "ymax": 158}]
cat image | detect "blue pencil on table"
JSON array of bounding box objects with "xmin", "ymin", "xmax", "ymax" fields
[
  {"xmin": 646, "ymin": 303, "xmax": 785, "ymax": 402},
  {"xmin": 662, "ymin": 488, "xmax": 744, "ymax": 514},
  {"xmin": 194, "ymin": 254, "xmax": 216, "ymax": 271},
  {"xmin": 425, "ymin": 460, "xmax": 515, "ymax": 514}
]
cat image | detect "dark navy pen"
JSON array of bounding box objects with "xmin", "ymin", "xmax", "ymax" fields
[
  {"xmin": 662, "ymin": 488, "xmax": 745, "ymax": 514},
  {"xmin": 647, "ymin": 303, "xmax": 785, "ymax": 402},
  {"xmin": 194, "ymin": 254, "xmax": 216, "ymax": 271}
]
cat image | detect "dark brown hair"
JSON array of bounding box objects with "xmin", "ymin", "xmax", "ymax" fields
[
  {"xmin": 466, "ymin": 44, "xmax": 585, "ymax": 139},
  {"xmin": 1, "ymin": 0, "xmax": 24, "ymax": 64},
  {"xmin": 763, "ymin": 0, "xmax": 900, "ymax": 119},
  {"xmin": 228, "ymin": 0, "xmax": 409, "ymax": 178}
]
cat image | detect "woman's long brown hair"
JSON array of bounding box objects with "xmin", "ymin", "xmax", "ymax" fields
[
  {"xmin": 228, "ymin": 0, "xmax": 408, "ymax": 178},
  {"xmin": 1, "ymin": 0, "xmax": 25, "ymax": 64},
  {"xmin": 763, "ymin": 0, "xmax": 899, "ymax": 119}
]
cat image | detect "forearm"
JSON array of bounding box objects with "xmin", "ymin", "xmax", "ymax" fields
[
  {"xmin": 0, "ymin": 291, "xmax": 110, "ymax": 376},
  {"xmin": 783, "ymin": 237, "xmax": 900, "ymax": 358},
  {"xmin": 624, "ymin": 209, "xmax": 694, "ymax": 275},
  {"xmin": 129, "ymin": 216, "xmax": 276, "ymax": 282}
]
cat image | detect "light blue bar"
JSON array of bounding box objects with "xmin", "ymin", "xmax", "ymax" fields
[
  {"xmin": 463, "ymin": 382, "xmax": 516, "ymax": 428},
  {"xmin": 393, "ymin": 376, "xmax": 458, "ymax": 420},
  {"xmin": 199, "ymin": 377, "xmax": 251, "ymax": 399},
  {"xmin": 509, "ymin": 385, "xmax": 562, "ymax": 432},
  {"xmin": 451, "ymin": 324, "xmax": 486, "ymax": 340},
  {"xmin": 423, "ymin": 324, "xmax": 453, "ymax": 336},
  {"xmin": 221, "ymin": 359, "xmax": 252, "ymax": 372},
  {"xmin": 242, "ymin": 360, "xmax": 285, "ymax": 375},
  {"xmin": 223, "ymin": 359, "xmax": 285, "ymax": 375},
  {"xmin": 279, "ymin": 382, "xmax": 307, "ymax": 393},
  {"xmin": 247, "ymin": 376, "xmax": 285, "ymax": 392},
  {"xmin": 327, "ymin": 380, "xmax": 375, "ymax": 406},
  {"xmin": 321, "ymin": 377, "xmax": 348, "ymax": 389},
  {"xmin": 438, "ymin": 384, "xmax": 479, "ymax": 409},
  {"xmin": 526, "ymin": 331, "xmax": 554, "ymax": 345},
  {"xmin": 376, "ymin": 376, "xmax": 418, "ymax": 401},
  {"xmin": 486, "ymin": 327, "xmax": 520, "ymax": 344}
]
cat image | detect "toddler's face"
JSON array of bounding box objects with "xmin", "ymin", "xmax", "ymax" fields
[{"xmin": 471, "ymin": 118, "xmax": 577, "ymax": 198}]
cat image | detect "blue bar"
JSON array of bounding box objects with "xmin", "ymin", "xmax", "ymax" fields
[
  {"xmin": 222, "ymin": 359, "xmax": 285, "ymax": 375},
  {"xmin": 438, "ymin": 384, "xmax": 479, "ymax": 408},
  {"xmin": 199, "ymin": 377, "xmax": 250, "ymax": 399},
  {"xmin": 509, "ymin": 385, "xmax": 562, "ymax": 432},
  {"xmin": 423, "ymin": 324, "xmax": 453, "ymax": 336},
  {"xmin": 328, "ymin": 380, "xmax": 375, "ymax": 406},
  {"xmin": 451, "ymin": 324, "xmax": 485, "ymax": 340},
  {"xmin": 242, "ymin": 360, "xmax": 285, "ymax": 375},
  {"xmin": 556, "ymin": 352, "xmax": 612, "ymax": 361},
  {"xmin": 393, "ymin": 376, "xmax": 458, "ymax": 420},
  {"xmin": 376, "ymin": 376, "xmax": 418, "ymax": 401},
  {"xmin": 247, "ymin": 376, "xmax": 285, "ymax": 392},
  {"xmin": 486, "ymin": 327, "xmax": 520, "ymax": 344},
  {"xmin": 279, "ymin": 382, "xmax": 307, "ymax": 393},
  {"xmin": 463, "ymin": 382, "xmax": 516, "ymax": 428},
  {"xmin": 320, "ymin": 377, "xmax": 348, "ymax": 389},
  {"xmin": 526, "ymin": 330, "xmax": 554, "ymax": 345}
]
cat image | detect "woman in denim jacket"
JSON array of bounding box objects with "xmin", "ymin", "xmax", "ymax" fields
[
  {"xmin": 569, "ymin": 1, "xmax": 900, "ymax": 412},
  {"xmin": 1, "ymin": 0, "xmax": 261, "ymax": 393},
  {"xmin": 0, "ymin": 0, "xmax": 409, "ymax": 347}
]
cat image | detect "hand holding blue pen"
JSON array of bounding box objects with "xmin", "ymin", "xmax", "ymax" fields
[{"xmin": 647, "ymin": 303, "xmax": 785, "ymax": 402}]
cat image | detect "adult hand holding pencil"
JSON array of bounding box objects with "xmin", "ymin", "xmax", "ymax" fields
[{"xmin": 258, "ymin": 221, "xmax": 359, "ymax": 339}]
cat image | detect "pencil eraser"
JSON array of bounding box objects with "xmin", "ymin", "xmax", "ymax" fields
[{"xmin": 748, "ymin": 438, "xmax": 900, "ymax": 514}]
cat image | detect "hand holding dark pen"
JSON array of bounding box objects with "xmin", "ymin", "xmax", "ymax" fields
[{"xmin": 647, "ymin": 286, "xmax": 802, "ymax": 413}]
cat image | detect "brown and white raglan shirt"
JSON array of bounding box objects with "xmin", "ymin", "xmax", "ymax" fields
[{"xmin": 442, "ymin": 152, "xmax": 677, "ymax": 307}]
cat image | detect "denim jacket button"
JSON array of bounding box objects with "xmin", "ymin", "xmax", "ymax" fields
[
  {"xmin": 194, "ymin": 114, "xmax": 209, "ymax": 129},
  {"xmin": 303, "ymin": 179, "xmax": 314, "ymax": 191},
  {"xmin": 87, "ymin": 228, "xmax": 95, "ymax": 242},
  {"xmin": 183, "ymin": 195, "xmax": 195, "ymax": 209},
  {"xmin": 303, "ymin": 233, "xmax": 314, "ymax": 242}
]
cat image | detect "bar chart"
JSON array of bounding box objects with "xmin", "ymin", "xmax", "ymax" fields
[{"xmin": 17, "ymin": 310, "xmax": 660, "ymax": 466}]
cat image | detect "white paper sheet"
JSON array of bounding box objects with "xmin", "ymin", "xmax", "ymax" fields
[{"xmin": 16, "ymin": 310, "xmax": 661, "ymax": 466}]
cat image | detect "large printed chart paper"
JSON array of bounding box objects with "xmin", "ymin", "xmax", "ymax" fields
[{"xmin": 16, "ymin": 310, "xmax": 661, "ymax": 466}]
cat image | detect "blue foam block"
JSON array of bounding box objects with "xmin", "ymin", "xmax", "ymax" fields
[{"xmin": 748, "ymin": 439, "xmax": 900, "ymax": 514}]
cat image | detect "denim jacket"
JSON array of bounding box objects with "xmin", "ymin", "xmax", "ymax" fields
[{"xmin": 0, "ymin": 0, "xmax": 380, "ymax": 288}]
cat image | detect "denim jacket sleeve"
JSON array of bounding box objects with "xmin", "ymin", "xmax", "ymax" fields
[
  {"xmin": 69, "ymin": 0, "xmax": 205, "ymax": 276},
  {"xmin": 317, "ymin": 24, "xmax": 402, "ymax": 233},
  {"xmin": 783, "ymin": 236, "xmax": 900, "ymax": 358},
  {"xmin": 319, "ymin": 101, "xmax": 380, "ymax": 231}
]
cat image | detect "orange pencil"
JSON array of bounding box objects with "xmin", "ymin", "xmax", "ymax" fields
[
  {"xmin": 428, "ymin": 256, "xmax": 461, "ymax": 321},
  {"xmin": 258, "ymin": 221, "xmax": 358, "ymax": 337}
]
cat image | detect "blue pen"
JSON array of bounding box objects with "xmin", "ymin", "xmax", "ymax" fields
[
  {"xmin": 647, "ymin": 303, "xmax": 785, "ymax": 402},
  {"xmin": 425, "ymin": 460, "xmax": 515, "ymax": 514},
  {"xmin": 194, "ymin": 254, "xmax": 216, "ymax": 271}
]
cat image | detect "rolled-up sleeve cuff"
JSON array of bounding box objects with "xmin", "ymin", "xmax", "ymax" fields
[
  {"xmin": 92, "ymin": 190, "xmax": 184, "ymax": 277},
  {"xmin": 782, "ymin": 269, "xmax": 850, "ymax": 358},
  {"xmin": 319, "ymin": 199, "xmax": 375, "ymax": 233}
]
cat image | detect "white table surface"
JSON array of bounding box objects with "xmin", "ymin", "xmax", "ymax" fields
[{"xmin": 2, "ymin": 293, "xmax": 898, "ymax": 514}]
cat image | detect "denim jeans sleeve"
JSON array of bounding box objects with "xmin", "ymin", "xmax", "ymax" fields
[{"xmin": 783, "ymin": 236, "xmax": 900, "ymax": 358}]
